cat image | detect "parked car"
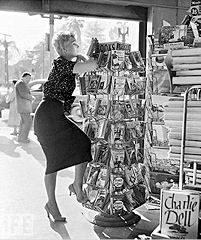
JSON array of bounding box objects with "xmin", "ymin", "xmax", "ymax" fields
[{"xmin": 28, "ymin": 79, "xmax": 85, "ymax": 123}]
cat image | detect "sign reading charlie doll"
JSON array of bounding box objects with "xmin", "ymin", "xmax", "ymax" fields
[{"xmin": 160, "ymin": 189, "xmax": 200, "ymax": 239}]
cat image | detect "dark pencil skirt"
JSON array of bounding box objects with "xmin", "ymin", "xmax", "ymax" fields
[{"xmin": 33, "ymin": 98, "xmax": 92, "ymax": 174}]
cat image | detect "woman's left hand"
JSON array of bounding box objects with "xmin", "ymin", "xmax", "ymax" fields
[{"xmin": 76, "ymin": 54, "xmax": 87, "ymax": 62}]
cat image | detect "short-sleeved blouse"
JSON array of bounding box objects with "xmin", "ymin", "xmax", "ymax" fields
[{"xmin": 43, "ymin": 56, "xmax": 76, "ymax": 112}]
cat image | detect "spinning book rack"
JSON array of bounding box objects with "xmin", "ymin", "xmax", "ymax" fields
[{"xmin": 79, "ymin": 39, "xmax": 149, "ymax": 227}]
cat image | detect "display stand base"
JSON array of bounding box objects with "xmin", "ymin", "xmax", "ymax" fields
[{"xmin": 82, "ymin": 207, "xmax": 141, "ymax": 227}]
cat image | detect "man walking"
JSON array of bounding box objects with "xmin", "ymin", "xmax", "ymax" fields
[{"xmin": 15, "ymin": 72, "xmax": 34, "ymax": 143}]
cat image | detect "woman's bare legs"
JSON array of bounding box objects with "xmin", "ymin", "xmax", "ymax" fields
[
  {"xmin": 73, "ymin": 161, "xmax": 88, "ymax": 201},
  {"xmin": 44, "ymin": 172, "xmax": 62, "ymax": 216}
]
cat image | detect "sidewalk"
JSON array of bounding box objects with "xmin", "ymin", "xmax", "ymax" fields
[
  {"xmin": 0, "ymin": 110, "xmax": 100, "ymax": 240},
  {"xmin": 0, "ymin": 110, "xmax": 159, "ymax": 240}
]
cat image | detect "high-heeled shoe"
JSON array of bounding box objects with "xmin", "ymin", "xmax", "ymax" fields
[
  {"xmin": 44, "ymin": 203, "xmax": 67, "ymax": 222},
  {"xmin": 68, "ymin": 184, "xmax": 88, "ymax": 204}
]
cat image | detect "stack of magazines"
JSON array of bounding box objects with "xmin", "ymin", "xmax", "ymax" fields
[{"xmin": 164, "ymin": 97, "xmax": 201, "ymax": 187}]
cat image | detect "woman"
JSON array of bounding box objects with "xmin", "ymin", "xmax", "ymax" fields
[
  {"xmin": 34, "ymin": 32, "xmax": 97, "ymax": 222},
  {"xmin": 6, "ymin": 80, "xmax": 21, "ymax": 135}
]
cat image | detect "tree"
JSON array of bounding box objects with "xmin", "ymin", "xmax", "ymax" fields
[
  {"xmin": 81, "ymin": 20, "xmax": 106, "ymax": 54},
  {"xmin": 0, "ymin": 38, "xmax": 19, "ymax": 85},
  {"xmin": 109, "ymin": 26, "xmax": 119, "ymax": 41},
  {"xmin": 84, "ymin": 21, "xmax": 106, "ymax": 42}
]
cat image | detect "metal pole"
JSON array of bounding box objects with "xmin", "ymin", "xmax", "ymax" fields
[
  {"xmin": 42, "ymin": 43, "xmax": 45, "ymax": 78},
  {"xmin": 49, "ymin": 14, "xmax": 54, "ymax": 71},
  {"xmin": 4, "ymin": 39, "xmax": 9, "ymax": 89},
  {"xmin": 0, "ymin": 33, "xmax": 11, "ymax": 90},
  {"xmin": 179, "ymin": 88, "xmax": 188, "ymax": 190},
  {"xmin": 179, "ymin": 85, "xmax": 201, "ymax": 190}
]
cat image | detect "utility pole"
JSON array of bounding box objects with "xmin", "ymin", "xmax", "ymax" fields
[
  {"xmin": 0, "ymin": 32, "xmax": 11, "ymax": 90},
  {"xmin": 29, "ymin": 13, "xmax": 62, "ymax": 72},
  {"xmin": 49, "ymin": 14, "xmax": 54, "ymax": 70},
  {"xmin": 42, "ymin": 43, "xmax": 45, "ymax": 79},
  {"xmin": 40, "ymin": 14, "xmax": 62, "ymax": 70}
]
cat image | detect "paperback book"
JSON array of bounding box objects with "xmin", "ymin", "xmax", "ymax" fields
[
  {"xmin": 111, "ymin": 148, "xmax": 125, "ymax": 166},
  {"xmin": 88, "ymin": 75, "xmax": 101, "ymax": 94},
  {"xmin": 110, "ymin": 50, "xmax": 125, "ymax": 70},
  {"xmin": 111, "ymin": 76, "xmax": 126, "ymax": 96},
  {"xmin": 129, "ymin": 51, "xmax": 145, "ymax": 71},
  {"xmin": 97, "ymin": 74, "xmax": 111, "ymax": 94},
  {"xmin": 79, "ymin": 75, "xmax": 90, "ymax": 95},
  {"xmin": 94, "ymin": 97, "xmax": 111, "ymax": 119},
  {"xmin": 110, "ymin": 122, "xmax": 125, "ymax": 145},
  {"xmin": 111, "ymin": 100, "xmax": 127, "ymax": 121},
  {"xmin": 94, "ymin": 143, "xmax": 110, "ymax": 165},
  {"xmin": 97, "ymin": 51, "xmax": 111, "ymax": 68},
  {"xmin": 96, "ymin": 119, "xmax": 109, "ymax": 140}
]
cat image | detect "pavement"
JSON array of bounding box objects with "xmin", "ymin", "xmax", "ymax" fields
[
  {"xmin": 0, "ymin": 109, "xmax": 159, "ymax": 240},
  {"xmin": 0, "ymin": 109, "xmax": 102, "ymax": 240}
]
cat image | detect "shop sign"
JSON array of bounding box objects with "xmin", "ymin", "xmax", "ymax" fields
[{"xmin": 160, "ymin": 189, "xmax": 200, "ymax": 239}]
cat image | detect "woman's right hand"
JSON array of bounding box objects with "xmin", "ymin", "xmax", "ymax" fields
[{"xmin": 76, "ymin": 54, "xmax": 87, "ymax": 62}]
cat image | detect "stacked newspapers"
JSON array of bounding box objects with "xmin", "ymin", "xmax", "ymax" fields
[
  {"xmin": 172, "ymin": 47, "xmax": 201, "ymax": 85},
  {"xmin": 164, "ymin": 97, "xmax": 201, "ymax": 186}
]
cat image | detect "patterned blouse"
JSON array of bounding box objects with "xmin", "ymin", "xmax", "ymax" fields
[{"xmin": 43, "ymin": 56, "xmax": 76, "ymax": 113}]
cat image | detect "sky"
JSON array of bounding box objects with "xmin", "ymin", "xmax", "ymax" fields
[{"xmin": 0, "ymin": 11, "xmax": 50, "ymax": 51}]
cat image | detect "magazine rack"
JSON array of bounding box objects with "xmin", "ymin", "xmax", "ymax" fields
[
  {"xmin": 80, "ymin": 39, "xmax": 149, "ymax": 227},
  {"xmin": 179, "ymin": 85, "xmax": 201, "ymax": 191}
]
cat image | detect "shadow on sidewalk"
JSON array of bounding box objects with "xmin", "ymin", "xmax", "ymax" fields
[
  {"xmin": 20, "ymin": 139, "xmax": 46, "ymax": 169},
  {"xmin": 0, "ymin": 136, "xmax": 20, "ymax": 158}
]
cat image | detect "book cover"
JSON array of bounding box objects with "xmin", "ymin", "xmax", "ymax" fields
[
  {"xmin": 96, "ymin": 119, "xmax": 109, "ymax": 140},
  {"xmin": 111, "ymin": 76, "xmax": 126, "ymax": 96},
  {"xmin": 84, "ymin": 121, "xmax": 98, "ymax": 140},
  {"xmin": 79, "ymin": 75, "xmax": 90, "ymax": 95},
  {"xmin": 110, "ymin": 122, "xmax": 125, "ymax": 145},
  {"xmin": 97, "ymin": 74, "xmax": 110, "ymax": 94},
  {"xmin": 125, "ymin": 99, "xmax": 142, "ymax": 119},
  {"xmin": 111, "ymin": 50, "xmax": 125, "ymax": 70},
  {"xmin": 97, "ymin": 51, "xmax": 111, "ymax": 68},
  {"xmin": 129, "ymin": 51, "xmax": 145, "ymax": 71},
  {"xmin": 160, "ymin": 189, "xmax": 200, "ymax": 239},
  {"xmin": 93, "ymin": 189, "xmax": 109, "ymax": 211},
  {"xmin": 111, "ymin": 100, "xmax": 126, "ymax": 121},
  {"xmin": 94, "ymin": 143, "xmax": 110, "ymax": 165},
  {"xmin": 96, "ymin": 166, "xmax": 109, "ymax": 188},
  {"xmin": 125, "ymin": 121, "xmax": 144, "ymax": 139},
  {"xmin": 86, "ymin": 164, "xmax": 101, "ymax": 186},
  {"xmin": 79, "ymin": 100, "xmax": 88, "ymax": 118},
  {"xmin": 111, "ymin": 148, "xmax": 125, "ymax": 165},
  {"xmin": 94, "ymin": 97, "xmax": 111, "ymax": 119},
  {"xmin": 126, "ymin": 75, "xmax": 145, "ymax": 95},
  {"xmin": 87, "ymin": 75, "xmax": 101, "ymax": 94}
]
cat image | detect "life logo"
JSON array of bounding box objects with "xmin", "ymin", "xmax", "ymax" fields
[{"xmin": 190, "ymin": 0, "xmax": 201, "ymax": 16}]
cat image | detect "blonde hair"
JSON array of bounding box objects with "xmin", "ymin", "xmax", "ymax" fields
[{"xmin": 52, "ymin": 32, "xmax": 75, "ymax": 56}]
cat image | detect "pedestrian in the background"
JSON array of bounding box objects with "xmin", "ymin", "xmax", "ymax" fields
[
  {"xmin": 34, "ymin": 32, "xmax": 97, "ymax": 222},
  {"xmin": 6, "ymin": 80, "xmax": 21, "ymax": 135},
  {"xmin": 15, "ymin": 72, "xmax": 34, "ymax": 143}
]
